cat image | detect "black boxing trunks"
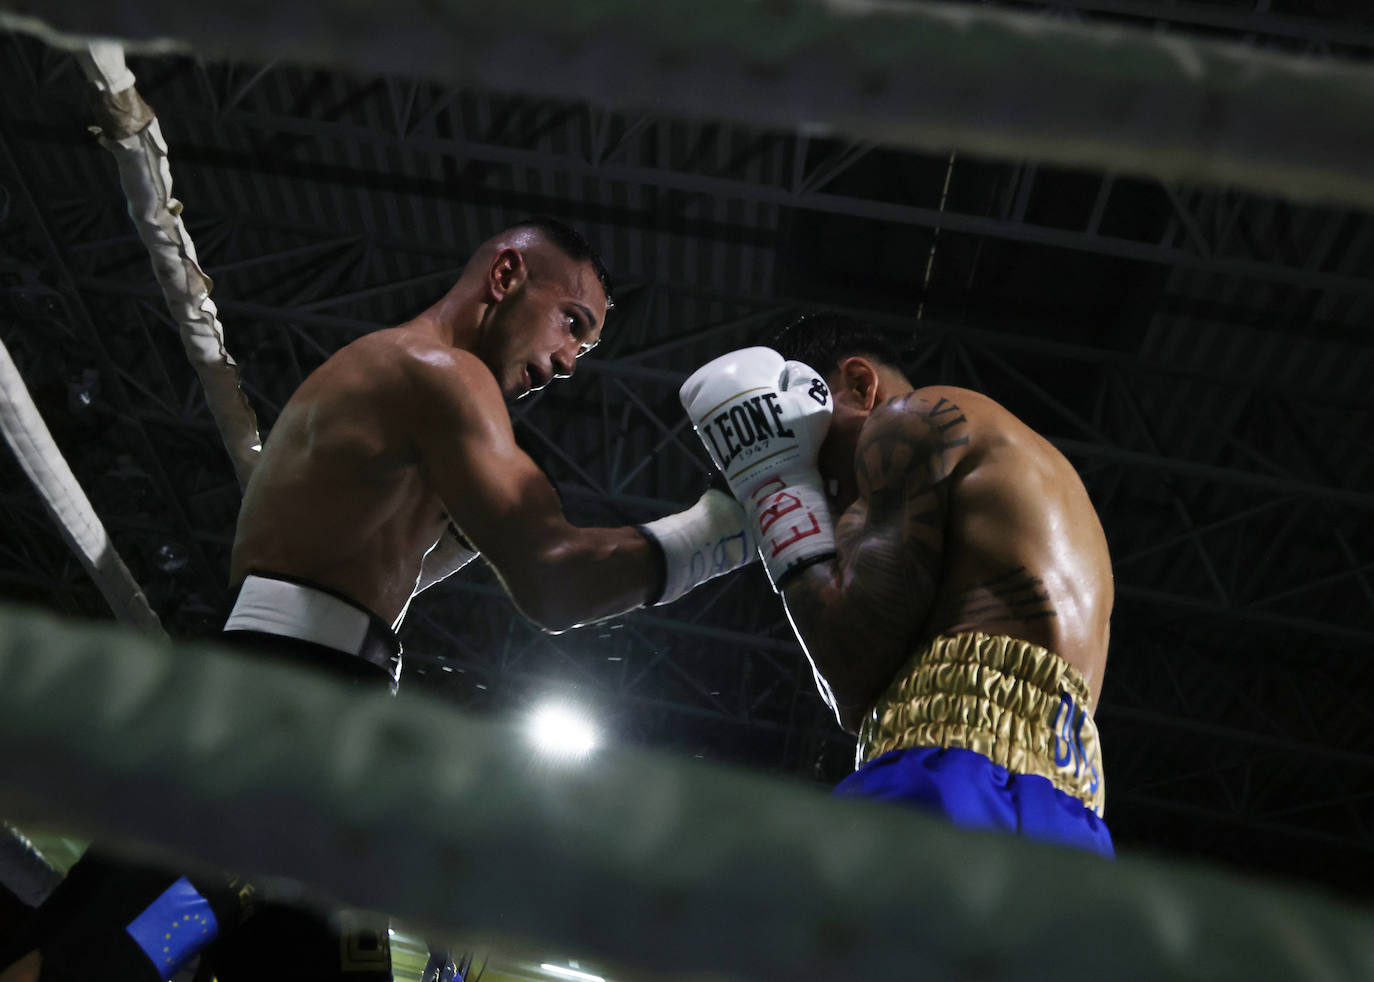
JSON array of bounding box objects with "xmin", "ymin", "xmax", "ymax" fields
[
  {"xmin": 835, "ymin": 632, "xmax": 1113, "ymax": 857},
  {"xmin": 220, "ymin": 571, "xmax": 402, "ymax": 689}
]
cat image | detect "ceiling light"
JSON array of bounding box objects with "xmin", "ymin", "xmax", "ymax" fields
[
  {"xmin": 540, "ymin": 963, "xmax": 604, "ymax": 982},
  {"xmin": 528, "ymin": 702, "xmax": 599, "ymax": 759}
]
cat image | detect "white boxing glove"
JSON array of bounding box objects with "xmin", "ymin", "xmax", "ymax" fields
[
  {"xmin": 637, "ymin": 489, "xmax": 757, "ymax": 605},
  {"xmin": 679, "ymin": 346, "xmax": 836, "ymax": 590}
]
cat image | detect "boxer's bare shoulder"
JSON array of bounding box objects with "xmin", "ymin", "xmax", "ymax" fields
[
  {"xmin": 295, "ymin": 325, "xmax": 497, "ymax": 415},
  {"xmin": 906, "ymin": 386, "xmax": 1114, "ymax": 704},
  {"xmin": 229, "ymin": 327, "xmax": 466, "ymax": 618},
  {"xmin": 852, "ymin": 387, "xmax": 977, "ymax": 485}
]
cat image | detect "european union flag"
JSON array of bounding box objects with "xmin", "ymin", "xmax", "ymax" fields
[{"xmin": 125, "ymin": 876, "xmax": 219, "ymax": 974}]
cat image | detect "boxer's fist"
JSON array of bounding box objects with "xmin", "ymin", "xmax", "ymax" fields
[{"xmin": 680, "ymin": 347, "xmax": 836, "ymax": 589}]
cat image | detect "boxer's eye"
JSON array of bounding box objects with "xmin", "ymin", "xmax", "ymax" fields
[{"xmin": 564, "ymin": 307, "xmax": 600, "ymax": 356}]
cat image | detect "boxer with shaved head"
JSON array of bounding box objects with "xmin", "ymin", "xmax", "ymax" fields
[{"xmin": 1, "ymin": 219, "xmax": 755, "ymax": 981}]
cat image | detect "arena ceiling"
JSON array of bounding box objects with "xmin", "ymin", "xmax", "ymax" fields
[{"xmin": 0, "ymin": 0, "xmax": 1371, "ymax": 908}]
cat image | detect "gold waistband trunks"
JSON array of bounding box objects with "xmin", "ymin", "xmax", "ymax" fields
[{"xmin": 855, "ymin": 632, "xmax": 1105, "ymax": 816}]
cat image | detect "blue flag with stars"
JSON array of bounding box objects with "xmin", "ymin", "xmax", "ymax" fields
[{"xmin": 125, "ymin": 876, "xmax": 219, "ymax": 974}]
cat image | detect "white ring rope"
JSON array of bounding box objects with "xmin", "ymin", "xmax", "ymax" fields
[
  {"xmin": 0, "ymin": 341, "xmax": 164, "ymax": 635},
  {"xmin": 74, "ymin": 41, "xmax": 263, "ymax": 489},
  {"xmin": 3, "ymin": 0, "xmax": 1374, "ymax": 209},
  {"xmin": 0, "ymin": 41, "xmax": 250, "ymax": 632},
  {"xmin": 1, "ymin": 603, "xmax": 1372, "ymax": 982}
]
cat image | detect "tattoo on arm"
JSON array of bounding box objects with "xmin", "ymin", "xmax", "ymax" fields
[{"xmin": 782, "ymin": 393, "xmax": 970, "ymax": 718}]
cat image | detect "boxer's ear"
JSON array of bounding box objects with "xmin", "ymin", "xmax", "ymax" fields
[
  {"xmin": 835, "ymin": 356, "xmax": 880, "ymax": 412},
  {"xmin": 487, "ymin": 247, "xmax": 528, "ymax": 302}
]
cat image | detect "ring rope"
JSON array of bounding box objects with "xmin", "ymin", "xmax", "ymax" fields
[
  {"xmin": 1, "ymin": 602, "xmax": 1371, "ymax": 982},
  {"xmin": 0, "ymin": 341, "xmax": 164, "ymax": 634},
  {"xmin": 75, "ymin": 41, "xmax": 263, "ymax": 489},
  {"xmin": 4, "ymin": 0, "xmax": 1374, "ymax": 209}
]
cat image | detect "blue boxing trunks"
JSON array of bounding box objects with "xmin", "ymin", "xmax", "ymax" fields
[
  {"xmin": 221, "ymin": 571, "xmax": 402, "ymax": 689},
  {"xmin": 834, "ymin": 632, "xmax": 1113, "ymax": 858}
]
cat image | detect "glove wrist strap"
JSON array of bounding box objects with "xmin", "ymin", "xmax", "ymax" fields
[
  {"xmin": 745, "ymin": 478, "xmax": 836, "ymax": 591},
  {"xmin": 638, "ymin": 490, "xmax": 755, "ymax": 605}
]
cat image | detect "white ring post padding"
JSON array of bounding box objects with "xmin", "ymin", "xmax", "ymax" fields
[
  {"xmin": 71, "ymin": 42, "xmax": 263, "ymax": 489},
  {"xmin": 1, "ymin": 602, "xmax": 1372, "ymax": 982},
  {"xmin": 4, "ymin": 1, "xmax": 1374, "ymax": 210},
  {"xmin": 0, "ymin": 342, "xmax": 165, "ymax": 635}
]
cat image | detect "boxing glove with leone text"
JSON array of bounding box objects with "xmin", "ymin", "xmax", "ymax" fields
[{"xmin": 679, "ymin": 346, "xmax": 836, "ymax": 590}]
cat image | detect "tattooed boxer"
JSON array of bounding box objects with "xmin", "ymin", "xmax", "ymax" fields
[{"xmin": 682, "ymin": 313, "xmax": 1113, "ymax": 856}]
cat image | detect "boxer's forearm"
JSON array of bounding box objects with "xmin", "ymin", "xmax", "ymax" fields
[
  {"xmin": 780, "ymin": 555, "xmax": 908, "ymax": 726},
  {"xmin": 783, "ymin": 400, "xmax": 953, "ymax": 721},
  {"xmin": 499, "ymin": 525, "xmax": 658, "ymax": 633},
  {"xmin": 779, "ymin": 493, "xmax": 945, "ymax": 726}
]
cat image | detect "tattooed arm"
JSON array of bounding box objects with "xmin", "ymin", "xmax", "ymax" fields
[{"xmin": 780, "ymin": 393, "xmax": 971, "ymax": 732}]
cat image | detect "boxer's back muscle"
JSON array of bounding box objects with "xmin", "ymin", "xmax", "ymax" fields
[
  {"xmin": 230, "ymin": 329, "xmax": 448, "ymax": 623},
  {"xmin": 918, "ymin": 386, "xmax": 1113, "ymax": 705}
]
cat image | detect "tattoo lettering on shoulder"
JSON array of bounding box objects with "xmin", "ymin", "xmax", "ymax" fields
[
  {"xmin": 852, "ymin": 394, "xmax": 970, "ymax": 499},
  {"xmin": 955, "ymin": 566, "xmax": 1057, "ymax": 624},
  {"xmin": 927, "ymin": 396, "xmax": 972, "ymax": 454}
]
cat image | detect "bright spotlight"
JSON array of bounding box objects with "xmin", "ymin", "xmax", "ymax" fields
[
  {"xmin": 528, "ymin": 702, "xmax": 600, "ymax": 758},
  {"xmin": 540, "ymin": 964, "xmax": 604, "ymax": 982}
]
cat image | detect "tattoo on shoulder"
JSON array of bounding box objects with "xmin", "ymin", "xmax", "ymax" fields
[
  {"xmin": 826, "ymin": 395, "xmax": 973, "ymax": 632},
  {"xmin": 852, "ymin": 394, "xmax": 971, "ymax": 501},
  {"xmin": 783, "ymin": 394, "xmax": 977, "ymax": 710},
  {"xmin": 926, "ymin": 397, "xmax": 971, "ymax": 451}
]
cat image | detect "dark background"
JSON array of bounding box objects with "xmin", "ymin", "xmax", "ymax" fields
[{"xmin": 1, "ymin": 0, "xmax": 1371, "ymax": 903}]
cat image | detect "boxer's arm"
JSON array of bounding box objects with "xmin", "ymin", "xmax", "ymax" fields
[
  {"xmin": 779, "ymin": 395, "xmax": 968, "ymax": 730},
  {"xmin": 410, "ymin": 350, "xmax": 656, "ymax": 631}
]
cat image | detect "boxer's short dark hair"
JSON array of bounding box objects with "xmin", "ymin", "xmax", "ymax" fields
[
  {"xmin": 769, "ymin": 312, "xmax": 902, "ymax": 378},
  {"xmin": 510, "ymin": 216, "xmax": 614, "ymax": 310}
]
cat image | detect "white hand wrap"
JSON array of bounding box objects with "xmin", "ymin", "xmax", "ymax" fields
[
  {"xmin": 680, "ymin": 347, "xmax": 837, "ymax": 590},
  {"xmin": 637, "ymin": 489, "xmax": 756, "ymax": 605}
]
